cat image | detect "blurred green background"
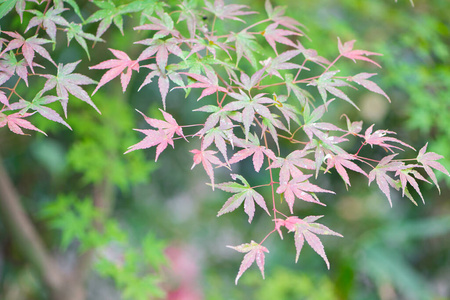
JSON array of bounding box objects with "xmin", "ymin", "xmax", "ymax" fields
[{"xmin": 0, "ymin": 0, "xmax": 449, "ymax": 299}]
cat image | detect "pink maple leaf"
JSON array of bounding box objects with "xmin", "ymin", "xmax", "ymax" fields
[
  {"xmin": 1, "ymin": 31, "xmax": 55, "ymax": 72},
  {"xmin": 228, "ymin": 143, "xmax": 277, "ymax": 172},
  {"xmin": 324, "ymin": 153, "xmax": 368, "ymax": 186},
  {"xmin": 368, "ymin": 154, "xmax": 404, "ymax": 207},
  {"xmin": 276, "ymin": 174, "xmax": 335, "ymax": 213},
  {"xmin": 227, "ymin": 241, "xmax": 269, "ymax": 285},
  {"xmin": 0, "ymin": 112, "xmax": 46, "ymax": 136},
  {"xmin": 215, "ymin": 174, "xmax": 270, "ymax": 223},
  {"xmin": 338, "ymin": 37, "xmax": 382, "ymax": 68},
  {"xmin": 262, "ymin": 23, "xmax": 301, "ymax": 54},
  {"xmin": 348, "ymin": 72, "xmax": 390, "ymax": 102},
  {"xmin": 395, "ymin": 167, "xmax": 430, "ymax": 204},
  {"xmin": 180, "ymin": 70, "xmax": 228, "ymax": 100},
  {"xmin": 364, "ymin": 124, "xmax": 415, "ymax": 153},
  {"xmin": 268, "ymin": 150, "xmax": 315, "ymax": 184},
  {"xmin": 279, "ymin": 215, "xmax": 342, "ymax": 267},
  {"xmin": 125, "ymin": 109, "xmax": 185, "ymax": 161},
  {"xmin": 190, "ymin": 149, "xmax": 223, "ymax": 189},
  {"xmin": 204, "ymin": 0, "xmax": 256, "ymax": 23},
  {"xmin": 89, "ymin": 48, "xmax": 139, "ymax": 95},
  {"xmin": 41, "ymin": 60, "xmax": 99, "ymax": 117},
  {"xmin": 264, "ymin": 0, "xmax": 305, "ymax": 34},
  {"xmin": 417, "ymin": 143, "xmax": 450, "ymax": 193}
]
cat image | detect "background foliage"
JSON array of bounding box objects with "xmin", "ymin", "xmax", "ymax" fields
[{"xmin": 0, "ymin": 0, "xmax": 449, "ymax": 300}]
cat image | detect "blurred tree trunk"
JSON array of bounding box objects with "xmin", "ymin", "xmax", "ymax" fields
[{"xmin": 0, "ymin": 158, "xmax": 86, "ymax": 300}]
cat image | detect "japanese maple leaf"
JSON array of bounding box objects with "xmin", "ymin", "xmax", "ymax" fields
[
  {"xmin": 302, "ymin": 100, "xmax": 345, "ymax": 142},
  {"xmin": 216, "ymin": 174, "xmax": 270, "ymax": 223},
  {"xmin": 0, "ymin": 51, "xmax": 36, "ymax": 86},
  {"xmin": 125, "ymin": 109, "xmax": 185, "ymax": 161},
  {"xmin": 41, "ymin": 60, "xmax": 99, "ymax": 117},
  {"xmin": 0, "ymin": 112, "xmax": 46, "ymax": 136},
  {"xmin": 134, "ymin": 38, "xmax": 182, "ymax": 70},
  {"xmin": 0, "ymin": 0, "xmax": 38, "ymax": 22},
  {"xmin": 271, "ymin": 93, "xmax": 301, "ymax": 129},
  {"xmin": 368, "ymin": 154, "xmax": 404, "ymax": 206},
  {"xmin": 309, "ymin": 71, "xmax": 358, "ymax": 109},
  {"xmin": 223, "ymin": 91, "xmax": 275, "ymax": 138},
  {"xmin": 338, "ymin": 37, "xmax": 382, "ymax": 68},
  {"xmin": 190, "ymin": 149, "xmax": 223, "ymax": 189},
  {"xmin": 90, "ymin": 48, "xmax": 139, "ymax": 95},
  {"xmin": 364, "ymin": 124, "xmax": 415, "ymax": 153},
  {"xmin": 227, "ymin": 241, "xmax": 269, "ymax": 285},
  {"xmin": 134, "ymin": 12, "xmax": 180, "ymax": 39},
  {"xmin": 138, "ymin": 64, "xmax": 181, "ymax": 109},
  {"xmin": 280, "ymin": 215, "xmax": 342, "ymax": 267},
  {"xmin": 268, "ymin": 149, "xmax": 315, "ymax": 184},
  {"xmin": 285, "ymin": 73, "xmax": 313, "ymax": 107},
  {"xmin": 227, "ymin": 31, "xmax": 263, "ymax": 67},
  {"xmin": 0, "ymin": 91, "xmax": 9, "ymax": 107},
  {"xmin": 324, "ymin": 153, "xmax": 368, "ymax": 186},
  {"xmin": 204, "ymin": 0, "xmax": 255, "ymax": 23},
  {"xmin": 233, "ymin": 69, "xmax": 266, "ymax": 91},
  {"xmin": 260, "ymin": 50, "xmax": 305, "ymax": 79},
  {"xmin": 64, "ymin": 23, "xmax": 104, "ymax": 60},
  {"xmin": 201, "ymin": 125, "xmax": 233, "ymax": 161},
  {"xmin": 395, "ymin": 167, "xmax": 430, "ymax": 204},
  {"xmin": 228, "ymin": 137, "xmax": 277, "ymax": 172},
  {"xmin": 417, "ymin": 143, "xmax": 450, "ymax": 193},
  {"xmin": 25, "ymin": 7, "xmax": 69, "ymax": 42},
  {"xmin": 86, "ymin": 1, "xmax": 144, "ymax": 38},
  {"xmin": 341, "ymin": 114, "xmax": 363, "ymax": 136},
  {"xmin": 1, "ymin": 31, "xmax": 55, "ymax": 72},
  {"xmin": 264, "ymin": 0, "xmax": 305, "ymax": 33},
  {"xmin": 348, "ymin": 73, "xmax": 390, "ymax": 102},
  {"xmin": 262, "ymin": 23, "xmax": 301, "ymax": 54},
  {"xmin": 276, "ymin": 174, "xmax": 335, "ymax": 213},
  {"xmin": 8, "ymin": 95, "xmax": 71, "ymax": 129},
  {"xmin": 180, "ymin": 69, "xmax": 228, "ymax": 100}
]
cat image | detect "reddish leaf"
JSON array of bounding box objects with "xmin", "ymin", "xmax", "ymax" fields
[
  {"xmin": 25, "ymin": 7, "xmax": 69, "ymax": 42},
  {"xmin": 276, "ymin": 174, "xmax": 334, "ymax": 213},
  {"xmin": 228, "ymin": 141, "xmax": 276, "ymax": 172},
  {"xmin": 260, "ymin": 50, "xmax": 305, "ymax": 79},
  {"xmin": 227, "ymin": 241, "xmax": 269, "ymax": 284},
  {"xmin": 204, "ymin": 0, "xmax": 256, "ymax": 23},
  {"xmin": 309, "ymin": 71, "xmax": 358, "ymax": 109},
  {"xmin": 417, "ymin": 143, "xmax": 450, "ymax": 193},
  {"xmin": 2, "ymin": 31, "xmax": 55, "ymax": 72},
  {"xmin": 280, "ymin": 216, "xmax": 342, "ymax": 267},
  {"xmin": 41, "ymin": 60, "xmax": 99, "ymax": 117},
  {"xmin": 89, "ymin": 48, "xmax": 139, "ymax": 95},
  {"xmin": 180, "ymin": 70, "xmax": 228, "ymax": 100},
  {"xmin": 8, "ymin": 95, "xmax": 71, "ymax": 130},
  {"xmin": 0, "ymin": 112, "xmax": 46, "ymax": 136},
  {"xmin": 125, "ymin": 109, "xmax": 185, "ymax": 160},
  {"xmin": 364, "ymin": 124, "xmax": 415, "ymax": 153},
  {"xmin": 216, "ymin": 174, "xmax": 270, "ymax": 223},
  {"xmin": 268, "ymin": 149, "xmax": 315, "ymax": 184},
  {"xmin": 134, "ymin": 12, "xmax": 179, "ymax": 39},
  {"xmin": 138, "ymin": 64, "xmax": 170, "ymax": 109},
  {"xmin": 0, "ymin": 91, "xmax": 9, "ymax": 107},
  {"xmin": 395, "ymin": 167, "xmax": 430, "ymax": 204},
  {"xmin": 190, "ymin": 149, "xmax": 223, "ymax": 189},
  {"xmin": 262, "ymin": 23, "xmax": 300, "ymax": 54},
  {"xmin": 264, "ymin": 0, "xmax": 305, "ymax": 33},
  {"xmin": 324, "ymin": 153, "xmax": 368, "ymax": 186},
  {"xmin": 348, "ymin": 72, "xmax": 390, "ymax": 102},
  {"xmin": 337, "ymin": 37, "xmax": 382, "ymax": 68},
  {"xmin": 134, "ymin": 38, "xmax": 182, "ymax": 70},
  {"xmin": 368, "ymin": 154, "xmax": 404, "ymax": 206}
]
